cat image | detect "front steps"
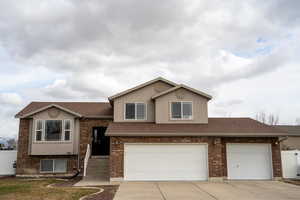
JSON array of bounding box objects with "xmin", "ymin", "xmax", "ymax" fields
[{"xmin": 83, "ymin": 156, "xmax": 109, "ymax": 182}]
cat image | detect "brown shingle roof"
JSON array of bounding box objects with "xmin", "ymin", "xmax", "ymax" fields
[
  {"xmin": 15, "ymin": 102, "xmax": 113, "ymax": 118},
  {"xmin": 275, "ymin": 125, "xmax": 300, "ymax": 136},
  {"xmin": 106, "ymin": 118, "xmax": 287, "ymax": 136}
]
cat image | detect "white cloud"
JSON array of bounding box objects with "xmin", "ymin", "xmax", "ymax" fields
[
  {"xmin": 0, "ymin": 0, "xmax": 300, "ymax": 138},
  {"xmin": 0, "ymin": 93, "xmax": 22, "ymax": 105}
]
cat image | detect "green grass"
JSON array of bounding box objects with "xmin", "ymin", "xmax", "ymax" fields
[{"xmin": 0, "ymin": 178, "xmax": 98, "ymax": 200}]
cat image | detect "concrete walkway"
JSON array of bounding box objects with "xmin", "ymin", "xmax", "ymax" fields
[{"xmin": 113, "ymin": 181, "xmax": 300, "ymax": 200}]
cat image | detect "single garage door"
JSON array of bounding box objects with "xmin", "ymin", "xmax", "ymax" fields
[
  {"xmin": 227, "ymin": 144, "xmax": 272, "ymax": 180},
  {"xmin": 124, "ymin": 144, "xmax": 208, "ymax": 181}
]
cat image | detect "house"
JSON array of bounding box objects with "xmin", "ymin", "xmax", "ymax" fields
[
  {"xmin": 275, "ymin": 125, "xmax": 300, "ymax": 150},
  {"xmin": 15, "ymin": 77, "xmax": 287, "ymax": 181}
]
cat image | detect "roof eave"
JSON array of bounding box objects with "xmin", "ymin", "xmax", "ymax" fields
[
  {"xmin": 16, "ymin": 104, "xmax": 83, "ymax": 118},
  {"xmin": 108, "ymin": 77, "xmax": 178, "ymax": 101},
  {"xmin": 151, "ymin": 84, "xmax": 212, "ymax": 100}
]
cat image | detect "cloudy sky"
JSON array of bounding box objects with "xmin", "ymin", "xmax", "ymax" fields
[{"xmin": 0, "ymin": 0, "xmax": 300, "ymax": 138}]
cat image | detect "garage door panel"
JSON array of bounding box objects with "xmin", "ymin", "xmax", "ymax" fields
[
  {"xmin": 124, "ymin": 144, "xmax": 208, "ymax": 181},
  {"xmin": 227, "ymin": 144, "xmax": 272, "ymax": 180}
]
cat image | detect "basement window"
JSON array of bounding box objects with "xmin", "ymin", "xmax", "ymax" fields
[{"xmin": 40, "ymin": 159, "xmax": 67, "ymax": 173}]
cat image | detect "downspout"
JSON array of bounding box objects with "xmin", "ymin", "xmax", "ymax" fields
[{"xmin": 77, "ymin": 118, "xmax": 81, "ymax": 173}]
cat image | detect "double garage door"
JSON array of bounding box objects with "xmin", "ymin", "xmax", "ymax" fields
[{"xmin": 124, "ymin": 143, "xmax": 272, "ymax": 181}]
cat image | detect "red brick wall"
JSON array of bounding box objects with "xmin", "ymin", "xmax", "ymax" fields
[
  {"xmin": 110, "ymin": 136, "xmax": 282, "ymax": 179},
  {"xmin": 16, "ymin": 119, "xmax": 77, "ymax": 175},
  {"xmin": 78, "ymin": 118, "xmax": 112, "ymax": 171}
]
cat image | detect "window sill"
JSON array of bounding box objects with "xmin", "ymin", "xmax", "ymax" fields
[
  {"xmin": 33, "ymin": 141, "xmax": 72, "ymax": 144},
  {"xmin": 170, "ymin": 118, "xmax": 193, "ymax": 121}
]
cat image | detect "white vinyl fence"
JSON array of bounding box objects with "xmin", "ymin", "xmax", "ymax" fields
[
  {"xmin": 0, "ymin": 150, "xmax": 17, "ymax": 175},
  {"xmin": 281, "ymin": 150, "xmax": 300, "ymax": 179}
]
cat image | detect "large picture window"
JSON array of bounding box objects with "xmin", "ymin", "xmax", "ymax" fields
[
  {"xmin": 171, "ymin": 102, "xmax": 193, "ymax": 120},
  {"xmin": 45, "ymin": 120, "xmax": 62, "ymax": 141},
  {"xmin": 40, "ymin": 159, "xmax": 67, "ymax": 173},
  {"xmin": 35, "ymin": 119, "xmax": 72, "ymax": 142},
  {"xmin": 125, "ymin": 103, "xmax": 146, "ymax": 120}
]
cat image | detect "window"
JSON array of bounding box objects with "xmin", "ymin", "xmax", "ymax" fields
[
  {"xmin": 125, "ymin": 103, "xmax": 146, "ymax": 120},
  {"xmin": 45, "ymin": 120, "xmax": 62, "ymax": 141},
  {"xmin": 35, "ymin": 120, "xmax": 43, "ymax": 141},
  {"xmin": 35, "ymin": 119, "xmax": 72, "ymax": 142},
  {"xmin": 171, "ymin": 102, "xmax": 193, "ymax": 120},
  {"xmin": 64, "ymin": 120, "xmax": 71, "ymax": 141},
  {"xmin": 40, "ymin": 159, "xmax": 67, "ymax": 173}
]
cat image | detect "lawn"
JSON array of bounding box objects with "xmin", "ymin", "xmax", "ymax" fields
[{"xmin": 0, "ymin": 177, "xmax": 98, "ymax": 200}]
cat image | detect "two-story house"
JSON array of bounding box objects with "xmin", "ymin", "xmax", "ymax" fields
[{"xmin": 15, "ymin": 77, "xmax": 287, "ymax": 181}]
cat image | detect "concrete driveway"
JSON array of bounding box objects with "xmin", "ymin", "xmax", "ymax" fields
[{"xmin": 113, "ymin": 181, "xmax": 300, "ymax": 200}]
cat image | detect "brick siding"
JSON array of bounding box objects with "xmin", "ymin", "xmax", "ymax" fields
[
  {"xmin": 16, "ymin": 119, "xmax": 77, "ymax": 175},
  {"xmin": 110, "ymin": 136, "xmax": 282, "ymax": 179}
]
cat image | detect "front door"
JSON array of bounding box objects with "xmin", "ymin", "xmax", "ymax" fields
[{"xmin": 92, "ymin": 127, "xmax": 110, "ymax": 156}]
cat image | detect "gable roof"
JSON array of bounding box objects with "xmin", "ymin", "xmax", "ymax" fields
[
  {"xmin": 108, "ymin": 77, "xmax": 178, "ymax": 101},
  {"xmin": 15, "ymin": 102, "xmax": 113, "ymax": 119},
  {"xmin": 106, "ymin": 118, "xmax": 287, "ymax": 136},
  {"xmin": 275, "ymin": 125, "xmax": 300, "ymax": 136},
  {"xmin": 151, "ymin": 84, "xmax": 212, "ymax": 100}
]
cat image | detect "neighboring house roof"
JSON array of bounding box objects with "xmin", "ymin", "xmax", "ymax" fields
[
  {"xmin": 15, "ymin": 102, "xmax": 113, "ymax": 118},
  {"xmin": 106, "ymin": 118, "xmax": 287, "ymax": 136},
  {"xmin": 151, "ymin": 84, "xmax": 212, "ymax": 100},
  {"xmin": 275, "ymin": 125, "xmax": 300, "ymax": 136},
  {"xmin": 108, "ymin": 77, "xmax": 178, "ymax": 101}
]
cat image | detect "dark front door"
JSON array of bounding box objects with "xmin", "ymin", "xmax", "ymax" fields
[{"xmin": 92, "ymin": 127, "xmax": 110, "ymax": 156}]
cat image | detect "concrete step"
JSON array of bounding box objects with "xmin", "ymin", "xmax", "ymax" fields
[{"xmin": 85, "ymin": 157, "xmax": 109, "ymax": 181}]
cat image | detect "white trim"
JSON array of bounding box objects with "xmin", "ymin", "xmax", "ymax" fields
[
  {"xmin": 34, "ymin": 119, "xmax": 73, "ymax": 143},
  {"xmin": 123, "ymin": 143, "xmax": 209, "ymax": 181},
  {"xmin": 226, "ymin": 143, "xmax": 273, "ymax": 180},
  {"xmin": 108, "ymin": 77, "xmax": 178, "ymax": 100},
  {"xmin": 63, "ymin": 119, "xmax": 72, "ymax": 141},
  {"xmin": 170, "ymin": 101, "xmax": 193, "ymax": 120},
  {"xmin": 152, "ymin": 84, "xmax": 212, "ymax": 100},
  {"xmin": 40, "ymin": 159, "xmax": 67, "ymax": 173},
  {"xmin": 20, "ymin": 104, "xmax": 82, "ymax": 118},
  {"xmin": 124, "ymin": 102, "xmax": 147, "ymax": 121}
]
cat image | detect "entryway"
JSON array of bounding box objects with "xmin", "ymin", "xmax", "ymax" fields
[{"xmin": 92, "ymin": 127, "xmax": 110, "ymax": 156}]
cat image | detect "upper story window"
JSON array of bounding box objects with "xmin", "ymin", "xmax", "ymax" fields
[
  {"xmin": 171, "ymin": 102, "xmax": 193, "ymax": 120},
  {"xmin": 35, "ymin": 119, "xmax": 72, "ymax": 142},
  {"xmin": 125, "ymin": 103, "xmax": 146, "ymax": 120}
]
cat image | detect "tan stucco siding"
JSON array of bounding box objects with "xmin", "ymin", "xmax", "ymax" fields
[
  {"xmin": 30, "ymin": 107, "xmax": 79, "ymax": 155},
  {"xmin": 113, "ymin": 81, "xmax": 173, "ymax": 122},
  {"xmin": 155, "ymin": 88, "xmax": 208, "ymax": 124},
  {"xmin": 281, "ymin": 136, "xmax": 300, "ymax": 150}
]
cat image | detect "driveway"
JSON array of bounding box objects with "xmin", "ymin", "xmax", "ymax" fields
[{"xmin": 113, "ymin": 181, "xmax": 300, "ymax": 200}]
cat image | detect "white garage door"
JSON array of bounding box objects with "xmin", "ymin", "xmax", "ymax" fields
[
  {"xmin": 124, "ymin": 144, "xmax": 208, "ymax": 181},
  {"xmin": 227, "ymin": 144, "xmax": 272, "ymax": 180}
]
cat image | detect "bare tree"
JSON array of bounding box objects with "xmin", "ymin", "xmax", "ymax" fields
[
  {"xmin": 268, "ymin": 113, "xmax": 279, "ymax": 125},
  {"xmin": 256, "ymin": 112, "xmax": 279, "ymax": 125},
  {"xmin": 7, "ymin": 138, "xmax": 17, "ymax": 150},
  {"xmin": 256, "ymin": 111, "xmax": 266, "ymax": 124}
]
